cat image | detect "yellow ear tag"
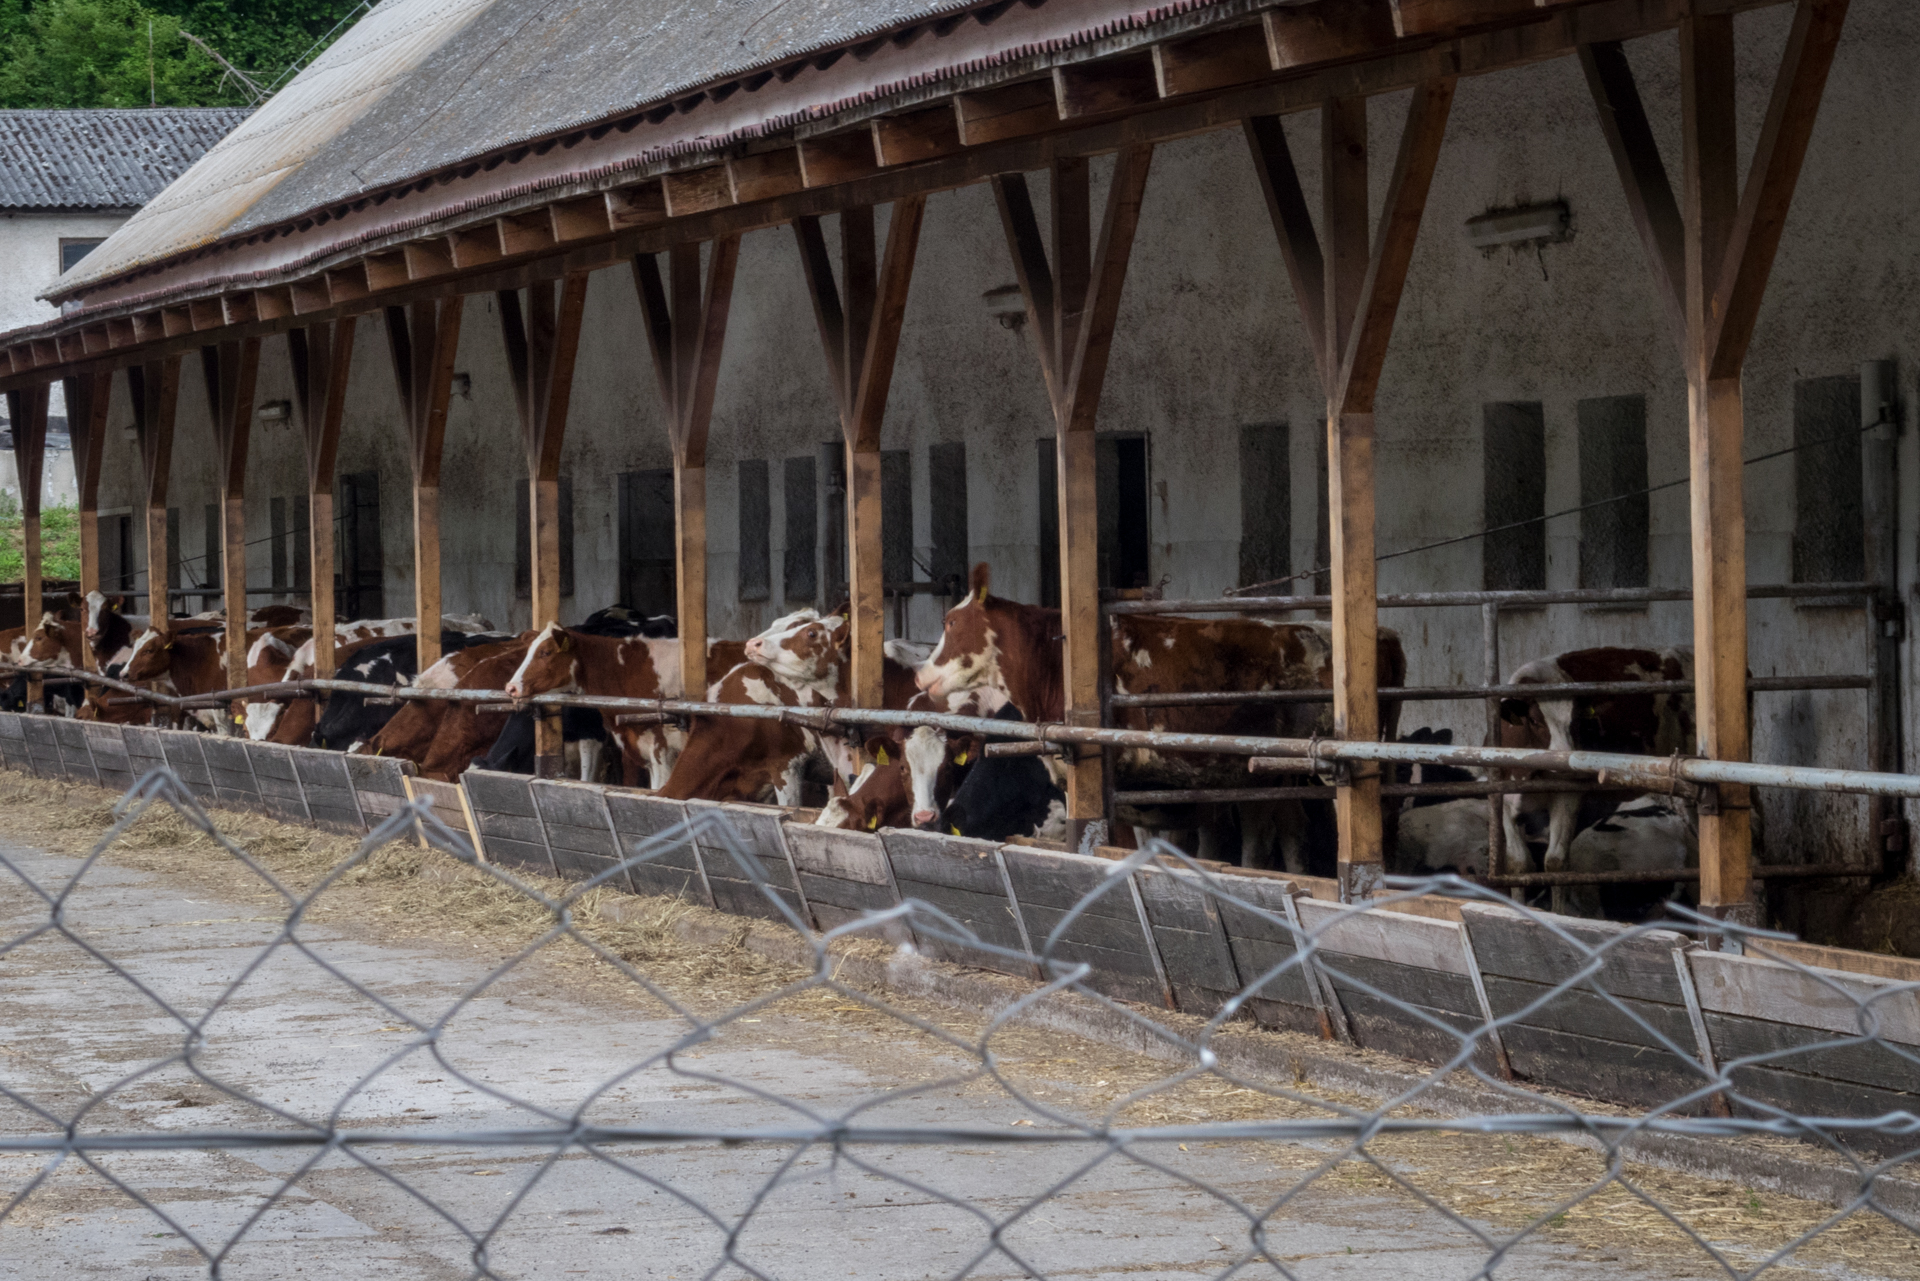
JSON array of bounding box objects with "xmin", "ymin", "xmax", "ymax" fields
[
  {"xmin": 950, "ymin": 824, "xmax": 962, "ymax": 836},
  {"xmin": 875, "ymin": 746, "xmax": 889, "ymax": 765},
  {"xmin": 955, "ymin": 751, "xmax": 968, "ymax": 765},
  {"xmin": 976, "ymin": 586, "xmax": 988, "ymax": 604},
  {"xmin": 866, "ymin": 815, "xmax": 880, "ymax": 831}
]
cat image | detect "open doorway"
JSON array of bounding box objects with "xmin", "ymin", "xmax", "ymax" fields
[{"xmin": 1037, "ymin": 433, "xmax": 1151, "ymax": 607}]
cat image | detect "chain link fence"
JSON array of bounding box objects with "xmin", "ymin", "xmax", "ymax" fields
[{"xmin": 1, "ymin": 766, "xmax": 1918, "ymax": 1279}]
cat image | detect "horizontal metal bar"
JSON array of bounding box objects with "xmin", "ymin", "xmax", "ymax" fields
[
  {"xmin": 1107, "ymin": 582, "xmax": 1877, "ymax": 615},
  {"xmin": 1482, "ymin": 862, "xmax": 1873, "ymax": 887},
  {"xmin": 1120, "ymin": 779, "xmax": 1623, "ymax": 805},
  {"xmin": 10, "ymin": 663, "xmax": 1920, "ymax": 799},
  {"xmin": 1112, "ymin": 674, "xmax": 1871, "ymax": 708}
]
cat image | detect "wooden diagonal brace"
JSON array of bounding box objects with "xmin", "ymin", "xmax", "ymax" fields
[{"xmin": 1580, "ymin": 41, "xmax": 1687, "ymax": 353}]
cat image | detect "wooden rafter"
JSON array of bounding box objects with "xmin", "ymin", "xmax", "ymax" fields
[
  {"xmin": 200, "ymin": 338, "xmax": 261, "ymax": 690},
  {"xmin": 1708, "ymin": 0, "xmax": 1850, "ymax": 379},
  {"xmin": 1578, "ymin": 41, "xmax": 1686, "ymax": 351},
  {"xmin": 62, "ymin": 371, "xmax": 111, "ymax": 666},
  {"xmin": 127, "ymin": 359, "xmax": 180, "ymax": 631},
  {"xmin": 288, "ymin": 319, "xmax": 355, "ymax": 678},
  {"xmin": 384, "ymin": 297, "xmax": 464, "ymax": 670},
  {"xmin": 793, "ymin": 199, "xmax": 926, "ymax": 714},
  {"xmin": 632, "ymin": 239, "xmax": 741, "ymax": 701}
]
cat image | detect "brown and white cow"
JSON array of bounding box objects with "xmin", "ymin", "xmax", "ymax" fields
[
  {"xmin": 364, "ymin": 638, "xmax": 531, "ymax": 779},
  {"xmin": 815, "ymin": 739, "xmax": 916, "ymax": 832},
  {"xmin": 914, "ymin": 563, "xmax": 1405, "ymax": 867},
  {"xmin": 1495, "ymin": 645, "xmax": 1702, "ymax": 911}
]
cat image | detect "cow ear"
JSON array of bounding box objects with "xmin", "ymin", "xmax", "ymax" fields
[
  {"xmin": 865, "ymin": 736, "xmax": 892, "ymax": 765},
  {"xmin": 553, "ymin": 629, "xmax": 571, "ymax": 651},
  {"xmin": 970, "ymin": 562, "xmax": 990, "ymax": 604},
  {"xmin": 830, "ymin": 777, "xmax": 848, "ymax": 798}
]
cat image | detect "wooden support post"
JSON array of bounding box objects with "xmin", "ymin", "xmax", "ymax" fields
[
  {"xmin": 6, "ymin": 384, "xmax": 49, "ymax": 709},
  {"xmin": 128, "ymin": 359, "xmax": 180, "ymax": 636},
  {"xmin": 633, "ymin": 237, "xmax": 740, "ymax": 700},
  {"xmin": 1247, "ymin": 86, "xmax": 1453, "ymax": 900},
  {"xmin": 289, "ymin": 319, "xmax": 355, "ymax": 679},
  {"xmin": 993, "ymin": 147, "xmax": 1154, "ymax": 846},
  {"xmin": 1676, "ymin": 0, "xmax": 1847, "ymax": 920},
  {"xmin": 62, "ymin": 372, "xmax": 110, "ymax": 672},
  {"xmin": 201, "ymin": 338, "xmax": 260, "ymax": 709},
  {"xmin": 385, "ymin": 297, "xmax": 464, "ymax": 673},
  {"xmin": 500, "ymin": 273, "xmax": 589, "ymax": 777},
  {"xmin": 794, "ymin": 198, "xmax": 925, "ymax": 715}
]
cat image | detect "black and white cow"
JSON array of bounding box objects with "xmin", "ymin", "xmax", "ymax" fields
[
  {"xmin": 317, "ymin": 631, "xmax": 490, "ymax": 751},
  {"xmin": 938, "ymin": 704, "xmax": 1068, "ymax": 843}
]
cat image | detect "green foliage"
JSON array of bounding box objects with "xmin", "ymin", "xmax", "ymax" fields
[
  {"xmin": 0, "ymin": 0, "xmax": 365, "ymax": 108},
  {"xmin": 0, "ymin": 491, "xmax": 83, "ymax": 583}
]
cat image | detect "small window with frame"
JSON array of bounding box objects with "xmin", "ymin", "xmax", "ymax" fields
[{"xmin": 59, "ymin": 239, "xmax": 105, "ymax": 273}]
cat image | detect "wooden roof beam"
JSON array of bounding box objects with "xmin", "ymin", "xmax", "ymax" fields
[
  {"xmin": 954, "ymin": 80, "xmax": 1057, "ymax": 146},
  {"xmin": 497, "ymin": 209, "xmax": 557, "ymax": 257},
  {"xmin": 1266, "ymin": 1, "xmax": 1399, "ymax": 71},
  {"xmin": 871, "ymin": 105, "xmax": 961, "ymax": 166},
  {"xmin": 448, "ymin": 227, "xmax": 501, "ymax": 269},
  {"xmin": 606, "ymin": 183, "xmax": 666, "ymax": 229},
  {"xmin": 326, "ymin": 264, "xmax": 370, "ymax": 306},
  {"xmin": 290, "ymin": 278, "xmax": 331, "ymax": 316},
  {"xmin": 548, "ymin": 194, "xmax": 613, "ymax": 242},
  {"xmin": 799, "ymin": 133, "xmax": 880, "ymax": 187},
  {"xmin": 1390, "ymin": 0, "xmax": 1582, "ymax": 38},
  {"xmin": 402, "ymin": 238, "xmax": 455, "ymax": 280},
  {"xmin": 1053, "ymin": 54, "xmax": 1159, "ymax": 119},
  {"xmin": 187, "ymin": 298, "xmax": 223, "ymax": 331},
  {"xmin": 221, "ymin": 293, "xmax": 258, "ymax": 327},
  {"xmin": 662, "ymin": 166, "xmax": 734, "ymax": 217},
  {"xmin": 1154, "ymin": 25, "xmax": 1271, "ymax": 97},
  {"xmin": 80, "ymin": 325, "xmax": 110, "ymax": 355},
  {"xmin": 161, "ymin": 306, "xmax": 193, "ymax": 337},
  {"xmin": 132, "ymin": 312, "xmax": 166, "ymax": 343},
  {"xmin": 106, "ymin": 317, "xmax": 136, "ymax": 349},
  {"xmin": 365, "ymin": 251, "xmax": 411, "ymax": 291}
]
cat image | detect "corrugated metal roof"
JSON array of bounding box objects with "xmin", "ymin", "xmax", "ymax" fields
[
  {"xmin": 0, "ymin": 110, "xmax": 251, "ymax": 211},
  {"xmin": 55, "ymin": 0, "xmax": 1255, "ymax": 299}
]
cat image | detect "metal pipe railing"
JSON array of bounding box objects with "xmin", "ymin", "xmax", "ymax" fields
[
  {"xmin": 1111, "ymin": 674, "xmax": 1871, "ymax": 709},
  {"xmin": 10, "ymin": 663, "xmax": 1920, "ymax": 800},
  {"xmin": 1105, "ymin": 582, "xmax": 1877, "ymax": 616}
]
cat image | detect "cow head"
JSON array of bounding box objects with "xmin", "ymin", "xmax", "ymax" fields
[
  {"xmin": 25, "ymin": 615, "xmax": 69, "ymax": 666},
  {"xmin": 918, "ymin": 563, "xmax": 1003, "ymax": 702},
  {"xmin": 815, "ymin": 743, "xmax": 912, "ymax": 831},
  {"xmin": 745, "ymin": 616, "xmax": 842, "ymax": 692},
  {"xmin": 120, "ymin": 629, "xmax": 174, "ymax": 681},
  {"xmin": 84, "ymin": 591, "xmax": 128, "ymax": 641},
  {"xmin": 505, "ymin": 622, "xmax": 577, "ymax": 699}
]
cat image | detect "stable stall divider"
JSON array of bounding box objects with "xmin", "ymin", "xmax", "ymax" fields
[{"xmin": 0, "ymin": 712, "xmax": 1914, "ymax": 1128}]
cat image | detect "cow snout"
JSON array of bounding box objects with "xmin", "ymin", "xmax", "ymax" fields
[
  {"xmin": 912, "ymin": 809, "xmax": 938, "ymax": 829},
  {"xmin": 504, "ymin": 679, "xmax": 525, "ymax": 699}
]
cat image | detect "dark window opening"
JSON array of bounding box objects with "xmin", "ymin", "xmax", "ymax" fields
[
  {"xmin": 737, "ymin": 460, "xmax": 770, "ymax": 603},
  {"xmin": 928, "ymin": 441, "xmax": 968, "ymax": 596},
  {"xmin": 617, "ymin": 469, "xmax": 675, "ymax": 617},
  {"xmin": 881, "ymin": 449, "xmax": 912, "ymax": 590},
  {"xmin": 1037, "ymin": 433, "xmax": 1151, "ymax": 609},
  {"xmin": 203, "ymin": 502, "xmax": 222, "ymax": 610},
  {"xmin": 270, "ymin": 496, "xmax": 313, "ymax": 596},
  {"xmin": 1483, "ymin": 401, "xmax": 1546, "ymax": 591},
  {"xmin": 1239, "ymin": 422, "xmax": 1291, "ymax": 590},
  {"xmin": 271, "ymin": 497, "xmax": 288, "ymax": 592},
  {"xmin": 820, "ymin": 442, "xmax": 847, "ymax": 608},
  {"xmin": 293, "ymin": 495, "xmax": 310, "ymax": 594},
  {"xmin": 337, "ymin": 470, "xmax": 384, "ymax": 620},
  {"xmin": 515, "ymin": 477, "xmax": 576, "ymax": 600},
  {"xmin": 1793, "ymin": 374, "xmax": 1865, "ymax": 585},
  {"xmin": 784, "ymin": 456, "xmax": 817, "ymax": 604},
  {"xmin": 165, "ymin": 507, "xmax": 181, "ymax": 600},
  {"xmin": 1578, "ymin": 395, "xmax": 1649, "ymax": 589},
  {"xmin": 98, "ymin": 514, "xmax": 134, "ymax": 593},
  {"xmin": 59, "ymin": 239, "xmax": 104, "ymax": 273}
]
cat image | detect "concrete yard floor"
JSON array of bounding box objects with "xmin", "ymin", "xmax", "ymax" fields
[{"xmin": 0, "ymin": 801, "xmax": 1908, "ymax": 1280}]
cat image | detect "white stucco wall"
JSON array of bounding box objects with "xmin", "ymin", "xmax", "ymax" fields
[
  {"xmin": 1, "ymin": 208, "xmax": 128, "ymax": 506},
  {"xmin": 81, "ymin": 0, "xmax": 1920, "ymax": 863}
]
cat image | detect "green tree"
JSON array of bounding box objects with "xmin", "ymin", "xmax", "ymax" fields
[{"xmin": 0, "ymin": 0, "xmax": 364, "ymax": 108}]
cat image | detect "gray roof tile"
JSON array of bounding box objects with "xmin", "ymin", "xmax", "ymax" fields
[{"xmin": 0, "ymin": 109, "xmax": 252, "ymax": 211}]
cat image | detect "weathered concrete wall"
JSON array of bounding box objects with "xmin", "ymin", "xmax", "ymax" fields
[{"xmin": 83, "ymin": 0, "xmax": 1920, "ymax": 863}]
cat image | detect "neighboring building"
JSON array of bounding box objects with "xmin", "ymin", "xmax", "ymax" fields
[{"xmin": 0, "ymin": 109, "xmax": 247, "ymax": 506}]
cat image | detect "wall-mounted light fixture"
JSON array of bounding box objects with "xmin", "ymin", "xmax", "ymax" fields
[
  {"xmin": 120, "ymin": 423, "xmax": 137, "ymax": 441},
  {"xmin": 1465, "ymin": 200, "xmax": 1571, "ymax": 251},
  {"xmin": 256, "ymin": 400, "xmax": 291, "ymax": 424},
  {"xmin": 450, "ymin": 372, "xmax": 472, "ymax": 398},
  {"xmin": 982, "ymin": 284, "xmax": 1026, "ymax": 330}
]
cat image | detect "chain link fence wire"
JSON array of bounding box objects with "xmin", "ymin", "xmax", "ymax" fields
[{"xmin": 1, "ymin": 766, "xmax": 1918, "ymax": 1279}]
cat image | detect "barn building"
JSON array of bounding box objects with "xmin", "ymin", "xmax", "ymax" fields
[{"xmin": 0, "ymin": 0, "xmax": 1907, "ymax": 924}]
